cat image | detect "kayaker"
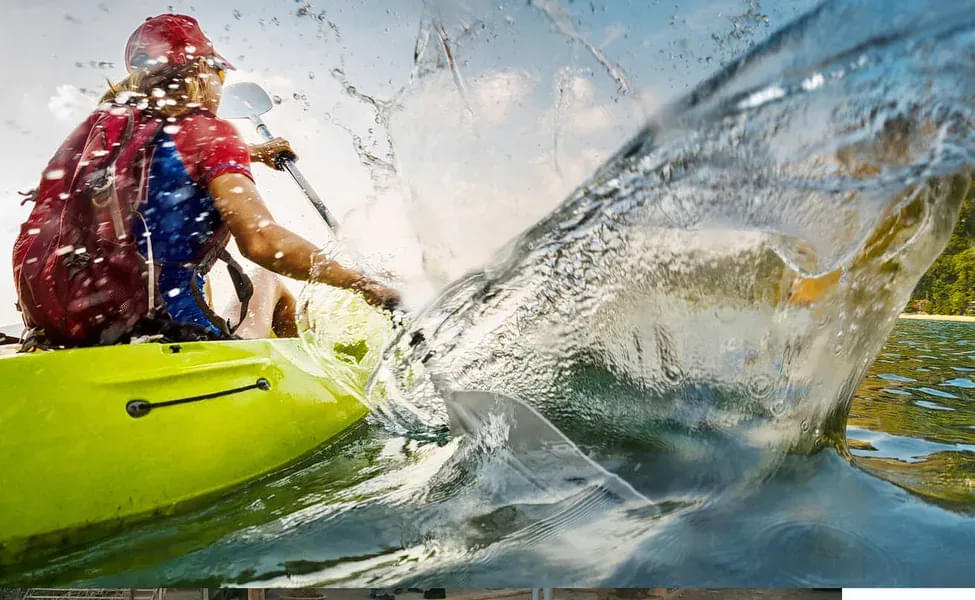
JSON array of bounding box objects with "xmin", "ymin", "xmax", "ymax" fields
[{"xmin": 13, "ymin": 14, "xmax": 399, "ymax": 346}]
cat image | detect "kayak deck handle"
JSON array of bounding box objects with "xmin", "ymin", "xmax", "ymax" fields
[{"xmin": 126, "ymin": 377, "xmax": 271, "ymax": 418}]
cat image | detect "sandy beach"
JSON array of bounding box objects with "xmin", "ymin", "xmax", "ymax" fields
[{"xmin": 899, "ymin": 313, "xmax": 975, "ymax": 322}]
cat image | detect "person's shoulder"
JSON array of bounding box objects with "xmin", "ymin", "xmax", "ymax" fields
[
  {"xmin": 179, "ymin": 108, "xmax": 228, "ymax": 124},
  {"xmin": 178, "ymin": 109, "xmax": 241, "ymax": 134},
  {"xmin": 171, "ymin": 110, "xmax": 248, "ymax": 159},
  {"xmin": 172, "ymin": 109, "xmax": 252, "ymax": 179}
]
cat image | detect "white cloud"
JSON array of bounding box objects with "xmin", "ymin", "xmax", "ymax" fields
[
  {"xmin": 471, "ymin": 69, "xmax": 536, "ymax": 124},
  {"xmin": 565, "ymin": 73, "xmax": 596, "ymax": 104},
  {"xmin": 47, "ymin": 84, "xmax": 94, "ymax": 122}
]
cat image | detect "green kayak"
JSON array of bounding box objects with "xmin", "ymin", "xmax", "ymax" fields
[{"xmin": 0, "ymin": 337, "xmax": 370, "ymax": 563}]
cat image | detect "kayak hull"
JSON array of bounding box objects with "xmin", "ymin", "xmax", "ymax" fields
[{"xmin": 0, "ymin": 338, "xmax": 368, "ymax": 562}]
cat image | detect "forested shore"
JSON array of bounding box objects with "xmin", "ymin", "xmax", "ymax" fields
[{"xmin": 907, "ymin": 188, "xmax": 975, "ymax": 316}]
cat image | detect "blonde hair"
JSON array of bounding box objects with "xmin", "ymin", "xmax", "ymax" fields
[{"xmin": 100, "ymin": 59, "xmax": 217, "ymax": 117}]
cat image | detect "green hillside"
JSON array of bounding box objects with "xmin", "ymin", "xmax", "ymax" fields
[{"xmin": 908, "ymin": 187, "xmax": 975, "ymax": 315}]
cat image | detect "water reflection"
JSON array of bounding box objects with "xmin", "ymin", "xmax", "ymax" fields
[{"xmin": 848, "ymin": 319, "xmax": 975, "ymax": 508}]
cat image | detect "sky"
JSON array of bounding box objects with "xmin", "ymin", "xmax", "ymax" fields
[{"xmin": 0, "ymin": 0, "xmax": 818, "ymax": 325}]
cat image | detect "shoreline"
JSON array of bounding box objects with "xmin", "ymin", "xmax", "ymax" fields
[{"xmin": 899, "ymin": 313, "xmax": 975, "ymax": 322}]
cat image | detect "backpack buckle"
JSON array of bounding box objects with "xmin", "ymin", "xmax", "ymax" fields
[
  {"xmin": 84, "ymin": 165, "xmax": 114, "ymax": 197},
  {"xmin": 61, "ymin": 248, "xmax": 92, "ymax": 274}
]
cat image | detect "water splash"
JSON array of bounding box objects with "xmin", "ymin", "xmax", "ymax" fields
[
  {"xmin": 413, "ymin": 3, "xmax": 476, "ymax": 114},
  {"xmin": 327, "ymin": 67, "xmax": 399, "ymax": 196},
  {"xmin": 530, "ymin": 0, "xmax": 633, "ymax": 97},
  {"xmin": 709, "ymin": 0, "xmax": 773, "ymax": 67},
  {"xmin": 369, "ymin": 0, "xmax": 975, "ymax": 487}
]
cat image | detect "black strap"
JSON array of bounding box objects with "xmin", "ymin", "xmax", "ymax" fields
[
  {"xmin": 188, "ymin": 275, "xmax": 232, "ymax": 335},
  {"xmin": 188, "ymin": 249, "xmax": 254, "ymax": 335},
  {"xmin": 218, "ymin": 249, "xmax": 253, "ymax": 334},
  {"xmin": 126, "ymin": 377, "xmax": 270, "ymax": 418},
  {"xmin": 128, "ymin": 315, "xmax": 236, "ymax": 343},
  {"xmin": 18, "ymin": 328, "xmax": 57, "ymax": 352}
]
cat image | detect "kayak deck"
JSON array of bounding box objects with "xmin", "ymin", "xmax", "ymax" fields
[{"xmin": 0, "ymin": 338, "xmax": 369, "ymax": 562}]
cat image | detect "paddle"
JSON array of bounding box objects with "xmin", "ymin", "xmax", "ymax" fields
[
  {"xmin": 447, "ymin": 390, "xmax": 652, "ymax": 504},
  {"xmin": 221, "ymin": 81, "xmax": 406, "ymax": 335},
  {"xmin": 220, "ymin": 82, "xmax": 339, "ymax": 231}
]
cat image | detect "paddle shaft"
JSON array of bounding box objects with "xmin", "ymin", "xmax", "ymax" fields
[
  {"xmin": 249, "ymin": 113, "xmax": 405, "ymax": 321},
  {"xmin": 251, "ymin": 117, "xmax": 339, "ymax": 231}
]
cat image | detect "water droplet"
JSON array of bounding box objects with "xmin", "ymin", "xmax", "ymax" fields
[
  {"xmin": 748, "ymin": 373, "xmax": 774, "ymax": 399},
  {"xmin": 801, "ymin": 72, "xmax": 825, "ymax": 91}
]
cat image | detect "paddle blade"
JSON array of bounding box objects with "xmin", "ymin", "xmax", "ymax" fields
[
  {"xmin": 447, "ymin": 390, "xmax": 651, "ymax": 504},
  {"xmin": 220, "ymin": 82, "xmax": 274, "ymax": 120}
]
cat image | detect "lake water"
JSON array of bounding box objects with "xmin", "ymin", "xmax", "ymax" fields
[
  {"xmin": 848, "ymin": 318, "xmax": 975, "ymax": 509},
  {"xmin": 4, "ymin": 318, "xmax": 975, "ymax": 587}
]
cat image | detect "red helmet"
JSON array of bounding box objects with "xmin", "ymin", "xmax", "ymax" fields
[{"xmin": 124, "ymin": 14, "xmax": 235, "ymax": 73}]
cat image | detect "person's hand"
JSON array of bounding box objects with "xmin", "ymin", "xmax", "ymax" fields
[
  {"xmin": 249, "ymin": 138, "xmax": 296, "ymax": 171},
  {"xmin": 352, "ymin": 277, "xmax": 402, "ymax": 313}
]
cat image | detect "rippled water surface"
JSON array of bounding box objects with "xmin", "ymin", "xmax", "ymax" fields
[
  {"xmin": 848, "ymin": 319, "xmax": 975, "ymax": 508},
  {"xmin": 3, "ymin": 319, "xmax": 975, "ymax": 587}
]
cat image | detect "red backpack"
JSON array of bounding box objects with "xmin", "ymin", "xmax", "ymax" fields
[{"xmin": 13, "ymin": 104, "xmax": 164, "ymax": 347}]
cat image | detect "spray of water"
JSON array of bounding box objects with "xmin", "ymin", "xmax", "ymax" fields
[
  {"xmin": 366, "ymin": 0, "xmax": 975, "ymax": 476},
  {"xmin": 530, "ymin": 0, "xmax": 634, "ymax": 97}
]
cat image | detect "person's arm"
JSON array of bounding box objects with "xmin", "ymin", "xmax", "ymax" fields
[{"xmin": 209, "ymin": 172, "xmax": 399, "ymax": 309}]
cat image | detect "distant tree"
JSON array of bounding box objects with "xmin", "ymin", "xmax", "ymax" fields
[
  {"xmin": 905, "ymin": 298, "xmax": 929, "ymax": 313},
  {"xmin": 910, "ymin": 187, "xmax": 975, "ymax": 314}
]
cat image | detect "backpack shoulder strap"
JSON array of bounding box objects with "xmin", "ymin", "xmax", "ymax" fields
[
  {"xmin": 219, "ymin": 249, "xmax": 255, "ymax": 334},
  {"xmin": 188, "ymin": 249, "xmax": 254, "ymax": 336}
]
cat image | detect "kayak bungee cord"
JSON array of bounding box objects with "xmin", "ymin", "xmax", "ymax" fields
[{"xmin": 125, "ymin": 377, "xmax": 271, "ymax": 418}]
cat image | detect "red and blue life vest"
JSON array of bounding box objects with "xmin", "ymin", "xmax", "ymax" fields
[
  {"xmin": 13, "ymin": 105, "xmax": 252, "ymax": 345},
  {"xmin": 135, "ymin": 110, "xmax": 253, "ymax": 334}
]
